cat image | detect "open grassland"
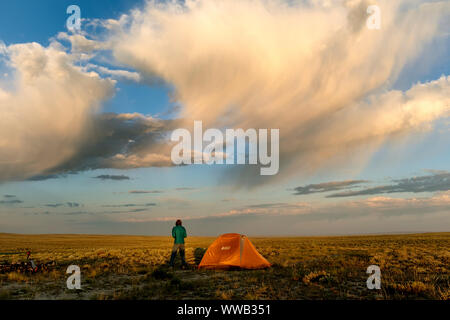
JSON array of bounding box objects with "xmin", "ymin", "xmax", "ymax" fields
[{"xmin": 0, "ymin": 233, "xmax": 448, "ymax": 300}]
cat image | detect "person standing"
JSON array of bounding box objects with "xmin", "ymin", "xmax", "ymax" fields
[{"xmin": 169, "ymin": 219, "xmax": 188, "ymax": 268}]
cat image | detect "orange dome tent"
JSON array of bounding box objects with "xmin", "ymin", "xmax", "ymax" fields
[{"xmin": 198, "ymin": 233, "xmax": 271, "ymax": 269}]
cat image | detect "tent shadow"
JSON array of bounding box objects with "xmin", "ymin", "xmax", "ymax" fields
[{"xmin": 194, "ymin": 247, "xmax": 207, "ymax": 265}]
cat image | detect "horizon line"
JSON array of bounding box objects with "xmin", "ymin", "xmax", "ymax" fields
[{"xmin": 1, "ymin": 231, "xmax": 448, "ymax": 238}]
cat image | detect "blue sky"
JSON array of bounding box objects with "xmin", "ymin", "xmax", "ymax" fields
[
  {"xmin": 0, "ymin": 1, "xmax": 137, "ymax": 45},
  {"xmin": 0, "ymin": 0, "xmax": 449, "ymax": 235}
]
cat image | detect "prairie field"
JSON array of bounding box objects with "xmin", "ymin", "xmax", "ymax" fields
[{"xmin": 0, "ymin": 232, "xmax": 448, "ymax": 300}]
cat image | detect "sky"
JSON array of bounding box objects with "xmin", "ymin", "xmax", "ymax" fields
[{"xmin": 0, "ymin": 0, "xmax": 449, "ymax": 236}]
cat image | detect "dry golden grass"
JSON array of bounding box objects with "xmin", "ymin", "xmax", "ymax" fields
[{"xmin": 0, "ymin": 232, "xmax": 448, "ymax": 300}]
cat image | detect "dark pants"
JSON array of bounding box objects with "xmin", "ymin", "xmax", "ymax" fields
[{"xmin": 170, "ymin": 244, "xmax": 187, "ymax": 266}]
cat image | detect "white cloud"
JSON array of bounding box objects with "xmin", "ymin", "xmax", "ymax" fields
[
  {"xmin": 1, "ymin": 0, "xmax": 449, "ymax": 184},
  {"xmin": 57, "ymin": 32, "xmax": 109, "ymax": 53},
  {"xmin": 108, "ymin": 0, "xmax": 450, "ymax": 185},
  {"xmin": 0, "ymin": 42, "xmax": 115, "ymax": 181},
  {"xmin": 105, "ymin": 152, "xmax": 172, "ymax": 168},
  {"xmin": 0, "ymin": 41, "xmax": 7, "ymax": 55},
  {"xmin": 349, "ymin": 191, "xmax": 450, "ymax": 211},
  {"xmin": 86, "ymin": 63, "xmax": 141, "ymax": 82},
  {"xmin": 121, "ymin": 190, "xmax": 450, "ymax": 223}
]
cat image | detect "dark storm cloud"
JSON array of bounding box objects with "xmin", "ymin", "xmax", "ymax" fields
[
  {"xmin": 63, "ymin": 211, "xmax": 91, "ymax": 216},
  {"xmin": 0, "ymin": 199, "xmax": 23, "ymax": 204},
  {"xmin": 102, "ymin": 203, "xmax": 156, "ymax": 208},
  {"xmin": 26, "ymin": 211, "xmax": 51, "ymax": 216},
  {"xmin": 27, "ymin": 174, "xmax": 65, "ymax": 181},
  {"xmin": 245, "ymin": 203, "xmax": 298, "ymax": 209},
  {"xmin": 45, "ymin": 202, "xmax": 81, "ymax": 208},
  {"xmin": 328, "ymin": 172, "xmax": 450, "ymax": 198},
  {"xmin": 293, "ymin": 180, "xmax": 368, "ymax": 195},
  {"xmin": 127, "ymin": 208, "xmax": 148, "ymax": 213},
  {"xmin": 49, "ymin": 113, "xmax": 178, "ymax": 173},
  {"xmin": 94, "ymin": 175, "xmax": 130, "ymax": 181},
  {"xmin": 45, "ymin": 203, "xmax": 65, "ymax": 208},
  {"xmin": 129, "ymin": 190, "xmax": 164, "ymax": 194},
  {"xmin": 102, "ymin": 208, "xmax": 151, "ymax": 214},
  {"xmin": 14, "ymin": 113, "xmax": 179, "ymax": 182},
  {"xmin": 67, "ymin": 202, "xmax": 81, "ymax": 208}
]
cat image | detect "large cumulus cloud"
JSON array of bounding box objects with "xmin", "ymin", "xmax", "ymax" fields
[
  {"xmin": 0, "ymin": 0, "xmax": 449, "ymax": 185},
  {"xmin": 109, "ymin": 0, "xmax": 450, "ymax": 185},
  {"xmin": 0, "ymin": 43, "xmax": 175, "ymax": 181},
  {"xmin": 0, "ymin": 42, "xmax": 115, "ymax": 181}
]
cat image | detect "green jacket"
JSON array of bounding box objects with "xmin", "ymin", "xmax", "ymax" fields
[{"xmin": 172, "ymin": 225, "xmax": 187, "ymax": 244}]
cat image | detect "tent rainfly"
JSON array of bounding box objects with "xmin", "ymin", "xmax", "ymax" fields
[{"xmin": 198, "ymin": 233, "xmax": 271, "ymax": 269}]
